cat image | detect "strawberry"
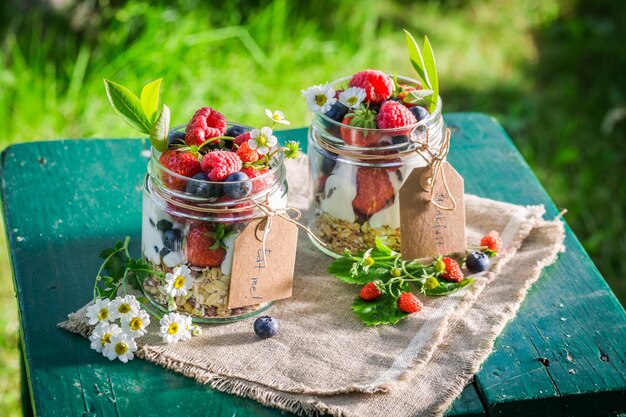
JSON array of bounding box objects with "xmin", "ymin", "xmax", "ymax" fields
[
  {"xmin": 352, "ymin": 167, "xmax": 394, "ymax": 216},
  {"xmin": 340, "ymin": 114, "xmax": 381, "ymax": 147},
  {"xmin": 439, "ymin": 257, "xmax": 464, "ymax": 283},
  {"xmin": 349, "ymin": 70, "xmax": 393, "ymax": 104},
  {"xmin": 360, "ymin": 282, "xmax": 382, "ymax": 301},
  {"xmin": 186, "ymin": 223, "xmax": 226, "ymax": 267},
  {"xmin": 480, "ymin": 230, "xmax": 502, "ymax": 255},
  {"xmin": 158, "ymin": 150, "xmax": 201, "ymax": 190},
  {"xmin": 240, "ymin": 167, "xmax": 271, "ymax": 193},
  {"xmin": 235, "ymin": 142, "xmax": 260, "ymax": 163},
  {"xmin": 397, "ymin": 292, "xmax": 422, "ymax": 314}
]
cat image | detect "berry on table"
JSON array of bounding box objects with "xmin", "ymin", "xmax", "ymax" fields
[
  {"xmin": 201, "ymin": 150, "xmax": 243, "ymax": 181},
  {"xmin": 440, "ymin": 257, "xmax": 464, "ymax": 282},
  {"xmin": 158, "ymin": 150, "xmax": 202, "ymax": 190},
  {"xmin": 186, "ymin": 223, "xmax": 226, "ymax": 267},
  {"xmin": 397, "ymin": 292, "xmax": 423, "ymax": 314},
  {"xmin": 349, "ymin": 70, "xmax": 393, "ymax": 104},
  {"xmin": 223, "ymin": 172, "xmax": 252, "ymax": 199},
  {"xmin": 185, "ymin": 107, "xmax": 227, "ymax": 146},
  {"xmin": 481, "ymin": 230, "xmax": 502, "ymax": 255},
  {"xmin": 254, "ymin": 316, "xmax": 279, "ymax": 339},
  {"xmin": 376, "ymin": 100, "xmax": 417, "ymax": 130},
  {"xmin": 466, "ymin": 251, "xmax": 492, "ymax": 273},
  {"xmin": 360, "ymin": 282, "xmax": 382, "ymax": 301},
  {"xmin": 185, "ymin": 172, "xmax": 223, "ymax": 199}
]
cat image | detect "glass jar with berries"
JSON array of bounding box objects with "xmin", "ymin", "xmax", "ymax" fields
[
  {"xmin": 304, "ymin": 66, "xmax": 444, "ymax": 256},
  {"xmin": 103, "ymin": 79, "xmax": 298, "ymax": 322}
]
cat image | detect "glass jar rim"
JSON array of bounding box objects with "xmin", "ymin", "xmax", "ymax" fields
[{"xmin": 315, "ymin": 74, "xmax": 443, "ymax": 133}]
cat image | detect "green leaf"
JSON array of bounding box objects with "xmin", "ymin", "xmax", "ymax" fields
[
  {"xmin": 373, "ymin": 237, "xmax": 392, "ymax": 256},
  {"xmin": 404, "ymin": 30, "xmax": 429, "ymax": 88},
  {"xmin": 103, "ymin": 79, "xmax": 152, "ymax": 134},
  {"xmin": 327, "ymin": 257, "xmax": 391, "ymax": 285},
  {"xmin": 422, "ymin": 36, "xmax": 439, "ymax": 113},
  {"xmin": 352, "ymin": 294, "xmax": 409, "ymax": 326},
  {"xmin": 140, "ymin": 78, "xmax": 162, "ymax": 123},
  {"xmin": 424, "ymin": 278, "xmax": 474, "ymax": 296},
  {"xmin": 149, "ymin": 104, "xmax": 170, "ymax": 152}
]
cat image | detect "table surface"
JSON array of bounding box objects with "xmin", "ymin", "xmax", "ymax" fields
[{"xmin": 1, "ymin": 113, "xmax": 625, "ymax": 417}]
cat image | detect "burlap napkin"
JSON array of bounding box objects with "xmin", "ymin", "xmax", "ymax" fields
[{"xmin": 59, "ymin": 157, "xmax": 565, "ymax": 416}]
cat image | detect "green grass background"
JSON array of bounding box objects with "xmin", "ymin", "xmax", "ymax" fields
[{"xmin": 1, "ymin": 0, "xmax": 624, "ymax": 414}]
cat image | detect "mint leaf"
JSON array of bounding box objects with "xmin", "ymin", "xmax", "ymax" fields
[
  {"xmin": 422, "ymin": 36, "xmax": 439, "ymax": 113},
  {"xmin": 103, "ymin": 79, "xmax": 152, "ymax": 134},
  {"xmin": 404, "ymin": 30, "xmax": 429, "ymax": 88},
  {"xmin": 149, "ymin": 104, "xmax": 170, "ymax": 152},
  {"xmin": 423, "ymin": 278, "xmax": 474, "ymax": 296},
  {"xmin": 352, "ymin": 294, "xmax": 409, "ymax": 326},
  {"xmin": 140, "ymin": 78, "xmax": 162, "ymax": 123}
]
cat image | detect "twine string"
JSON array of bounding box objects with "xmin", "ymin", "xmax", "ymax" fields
[{"xmin": 253, "ymin": 201, "xmax": 327, "ymax": 267}]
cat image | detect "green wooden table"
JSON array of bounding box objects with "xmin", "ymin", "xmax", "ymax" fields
[{"xmin": 2, "ymin": 113, "xmax": 625, "ymax": 417}]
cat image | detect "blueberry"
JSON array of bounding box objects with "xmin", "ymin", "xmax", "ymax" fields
[
  {"xmin": 185, "ymin": 172, "xmax": 223, "ymax": 199},
  {"xmin": 162, "ymin": 229, "xmax": 183, "ymax": 251},
  {"xmin": 224, "ymin": 126, "xmax": 248, "ymax": 149},
  {"xmin": 324, "ymin": 102, "xmax": 349, "ymax": 122},
  {"xmin": 254, "ymin": 315, "xmax": 279, "ymax": 339},
  {"xmin": 392, "ymin": 135, "xmax": 409, "ymax": 145},
  {"xmin": 168, "ymin": 130, "xmax": 186, "ymax": 147},
  {"xmin": 159, "ymin": 247, "xmax": 170, "ymax": 257},
  {"xmin": 410, "ymin": 106, "xmax": 429, "ymax": 122},
  {"xmin": 386, "ymin": 97, "xmax": 403, "ymax": 103},
  {"xmin": 156, "ymin": 219, "xmax": 173, "ymax": 232},
  {"xmin": 224, "ymin": 172, "xmax": 252, "ymax": 199},
  {"xmin": 369, "ymin": 103, "xmax": 381, "ymax": 113},
  {"xmin": 466, "ymin": 251, "xmax": 492, "ymax": 273},
  {"xmin": 319, "ymin": 155, "xmax": 337, "ymax": 175}
]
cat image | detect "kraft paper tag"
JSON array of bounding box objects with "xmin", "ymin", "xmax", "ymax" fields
[
  {"xmin": 398, "ymin": 162, "xmax": 466, "ymax": 259},
  {"xmin": 228, "ymin": 215, "xmax": 299, "ymax": 309}
]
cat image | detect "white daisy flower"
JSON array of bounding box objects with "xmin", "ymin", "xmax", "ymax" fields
[
  {"xmin": 121, "ymin": 309, "xmax": 151, "ymax": 338},
  {"xmin": 265, "ymin": 109, "xmax": 291, "ymax": 125},
  {"xmin": 301, "ymin": 83, "xmax": 337, "ymax": 113},
  {"xmin": 109, "ymin": 294, "xmax": 140, "ymax": 321},
  {"xmin": 89, "ymin": 322, "xmax": 122, "ymax": 353},
  {"xmin": 249, "ymin": 127, "xmax": 278, "ymax": 155},
  {"xmin": 159, "ymin": 312, "xmax": 189, "ymax": 344},
  {"xmin": 180, "ymin": 315, "xmax": 193, "ymax": 342},
  {"xmin": 338, "ymin": 87, "xmax": 367, "ymax": 109},
  {"xmin": 163, "ymin": 265, "xmax": 194, "ymax": 297},
  {"xmin": 86, "ymin": 298, "xmax": 113, "ymax": 325},
  {"xmin": 103, "ymin": 332, "xmax": 137, "ymax": 363}
]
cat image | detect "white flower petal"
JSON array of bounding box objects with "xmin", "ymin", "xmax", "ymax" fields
[
  {"xmin": 260, "ymin": 126, "xmax": 274, "ymax": 137},
  {"xmin": 257, "ymin": 145, "xmax": 270, "ymax": 155},
  {"xmin": 265, "ymin": 109, "xmax": 273, "ymax": 119},
  {"xmin": 267, "ymin": 135, "xmax": 278, "ymax": 147},
  {"xmin": 250, "ymin": 129, "xmax": 260, "ymax": 139},
  {"xmin": 248, "ymin": 139, "xmax": 259, "ymax": 150}
]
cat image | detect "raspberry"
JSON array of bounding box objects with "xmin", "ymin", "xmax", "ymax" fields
[
  {"xmin": 241, "ymin": 167, "xmax": 271, "ymax": 193},
  {"xmin": 158, "ymin": 150, "xmax": 201, "ymax": 190},
  {"xmin": 481, "ymin": 230, "xmax": 502, "ymax": 253},
  {"xmin": 349, "ymin": 70, "xmax": 393, "ymax": 104},
  {"xmin": 376, "ymin": 100, "xmax": 417, "ymax": 132},
  {"xmin": 201, "ymin": 150, "xmax": 242, "ymax": 181},
  {"xmin": 236, "ymin": 142, "xmax": 260, "ymax": 163},
  {"xmin": 186, "ymin": 223, "xmax": 226, "ymax": 267},
  {"xmin": 360, "ymin": 282, "xmax": 382, "ymax": 301},
  {"xmin": 234, "ymin": 132, "xmax": 251, "ymax": 147},
  {"xmin": 441, "ymin": 257, "xmax": 464, "ymax": 283},
  {"xmin": 185, "ymin": 107, "xmax": 227, "ymax": 146},
  {"xmin": 340, "ymin": 115, "xmax": 382, "ymax": 147},
  {"xmin": 397, "ymin": 292, "xmax": 422, "ymax": 314},
  {"xmin": 352, "ymin": 167, "xmax": 394, "ymax": 216}
]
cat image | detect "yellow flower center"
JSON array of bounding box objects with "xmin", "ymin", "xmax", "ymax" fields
[
  {"xmin": 130, "ymin": 317, "xmax": 143, "ymax": 331},
  {"xmin": 173, "ymin": 275, "xmax": 186, "ymax": 289},
  {"xmin": 272, "ymin": 114, "xmax": 281, "ymax": 121},
  {"xmin": 315, "ymin": 94, "xmax": 327, "ymax": 106},
  {"xmin": 363, "ymin": 257, "xmax": 375, "ymax": 267},
  {"xmin": 100, "ymin": 333, "xmax": 112, "ymax": 346},
  {"xmin": 114, "ymin": 342, "xmax": 128, "ymax": 355},
  {"xmin": 168, "ymin": 322, "xmax": 179, "ymax": 335},
  {"xmin": 256, "ymin": 135, "xmax": 267, "ymax": 146},
  {"xmin": 98, "ymin": 308, "xmax": 109, "ymax": 321},
  {"xmin": 347, "ymin": 96, "xmax": 358, "ymax": 106},
  {"xmin": 118, "ymin": 303, "xmax": 131, "ymax": 314}
]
